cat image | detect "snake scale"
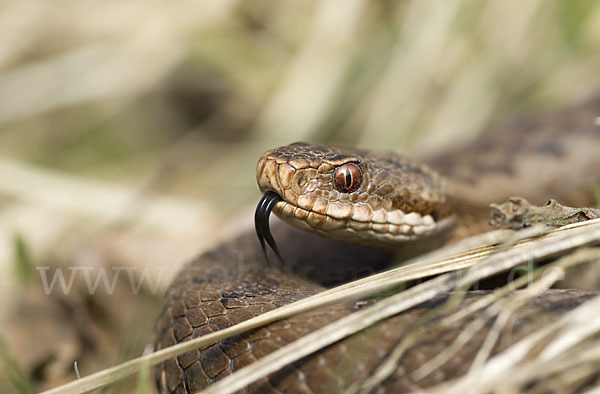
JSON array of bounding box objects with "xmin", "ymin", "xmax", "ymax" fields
[{"xmin": 154, "ymin": 96, "xmax": 600, "ymax": 393}]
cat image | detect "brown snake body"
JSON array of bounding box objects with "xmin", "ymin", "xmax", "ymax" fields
[{"xmin": 155, "ymin": 97, "xmax": 600, "ymax": 393}]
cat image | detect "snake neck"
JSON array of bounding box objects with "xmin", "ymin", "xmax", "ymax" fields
[{"xmin": 431, "ymin": 95, "xmax": 600, "ymax": 241}]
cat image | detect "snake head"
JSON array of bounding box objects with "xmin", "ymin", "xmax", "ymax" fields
[{"xmin": 255, "ymin": 142, "xmax": 455, "ymax": 251}]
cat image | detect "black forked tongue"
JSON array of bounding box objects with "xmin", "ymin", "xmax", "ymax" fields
[{"xmin": 254, "ymin": 191, "xmax": 283, "ymax": 262}]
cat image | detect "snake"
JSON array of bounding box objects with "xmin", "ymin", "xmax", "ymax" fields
[{"xmin": 154, "ymin": 96, "xmax": 600, "ymax": 393}]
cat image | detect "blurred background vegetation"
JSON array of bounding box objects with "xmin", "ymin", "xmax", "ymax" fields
[{"xmin": 0, "ymin": 0, "xmax": 599, "ymax": 392}]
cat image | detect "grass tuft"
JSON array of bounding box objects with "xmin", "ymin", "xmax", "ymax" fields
[
  {"xmin": 12, "ymin": 232, "xmax": 33, "ymax": 285},
  {"xmin": 0, "ymin": 337, "xmax": 34, "ymax": 394}
]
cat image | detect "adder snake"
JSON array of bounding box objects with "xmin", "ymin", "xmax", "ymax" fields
[{"xmin": 154, "ymin": 97, "xmax": 600, "ymax": 393}]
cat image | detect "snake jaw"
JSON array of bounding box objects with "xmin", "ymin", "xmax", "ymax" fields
[{"xmin": 255, "ymin": 191, "xmax": 283, "ymax": 261}]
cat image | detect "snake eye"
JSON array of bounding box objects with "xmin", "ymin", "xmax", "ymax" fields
[{"xmin": 333, "ymin": 163, "xmax": 362, "ymax": 193}]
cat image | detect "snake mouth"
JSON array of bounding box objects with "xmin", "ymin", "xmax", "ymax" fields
[
  {"xmin": 274, "ymin": 200, "xmax": 455, "ymax": 244},
  {"xmin": 255, "ymin": 191, "xmax": 283, "ymax": 260}
]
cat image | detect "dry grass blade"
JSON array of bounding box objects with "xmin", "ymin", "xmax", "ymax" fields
[
  {"xmin": 410, "ymin": 247, "xmax": 600, "ymax": 383},
  {"xmin": 39, "ymin": 219, "xmax": 600, "ymax": 394},
  {"xmin": 0, "ymin": 157, "xmax": 211, "ymax": 232},
  {"xmin": 582, "ymin": 377, "xmax": 600, "ymax": 394},
  {"xmin": 254, "ymin": 0, "xmax": 367, "ymax": 140},
  {"xmin": 435, "ymin": 342, "xmax": 600, "ymax": 394},
  {"xmin": 459, "ymin": 267, "xmax": 568, "ymax": 382},
  {"xmin": 3, "ymin": 1, "xmax": 600, "ymax": 393},
  {"xmin": 40, "ymin": 226, "xmax": 501, "ymax": 394},
  {"xmin": 424, "ymin": 294, "xmax": 600, "ymax": 394},
  {"xmin": 350, "ymin": 256, "xmax": 569, "ymax": 394},
  {"xmin": 200, "ymin": 220, "xmax": 600, "ymax": 394}
]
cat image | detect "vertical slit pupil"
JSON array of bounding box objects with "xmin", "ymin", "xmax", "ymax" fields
[
  {"xmin": 333, "ymin": 163, "xmax": 361, "ymax": 193},
  {"xmin": 345, "ymin": 169, "xmax": 352, "ymax": 189}
]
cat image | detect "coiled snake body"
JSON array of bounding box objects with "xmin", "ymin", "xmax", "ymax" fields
[{"xmin": 155, "ymin": 97, "xmax": 600, "ymax": 393}]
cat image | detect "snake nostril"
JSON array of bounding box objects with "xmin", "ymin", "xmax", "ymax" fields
[
  {"xmin": 297, "ymin": 173, "xmax": 309, "ymax": 188},
  {"xmin": 291, "ymin": 168, "xmax": 318, "ymax": 194}
]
